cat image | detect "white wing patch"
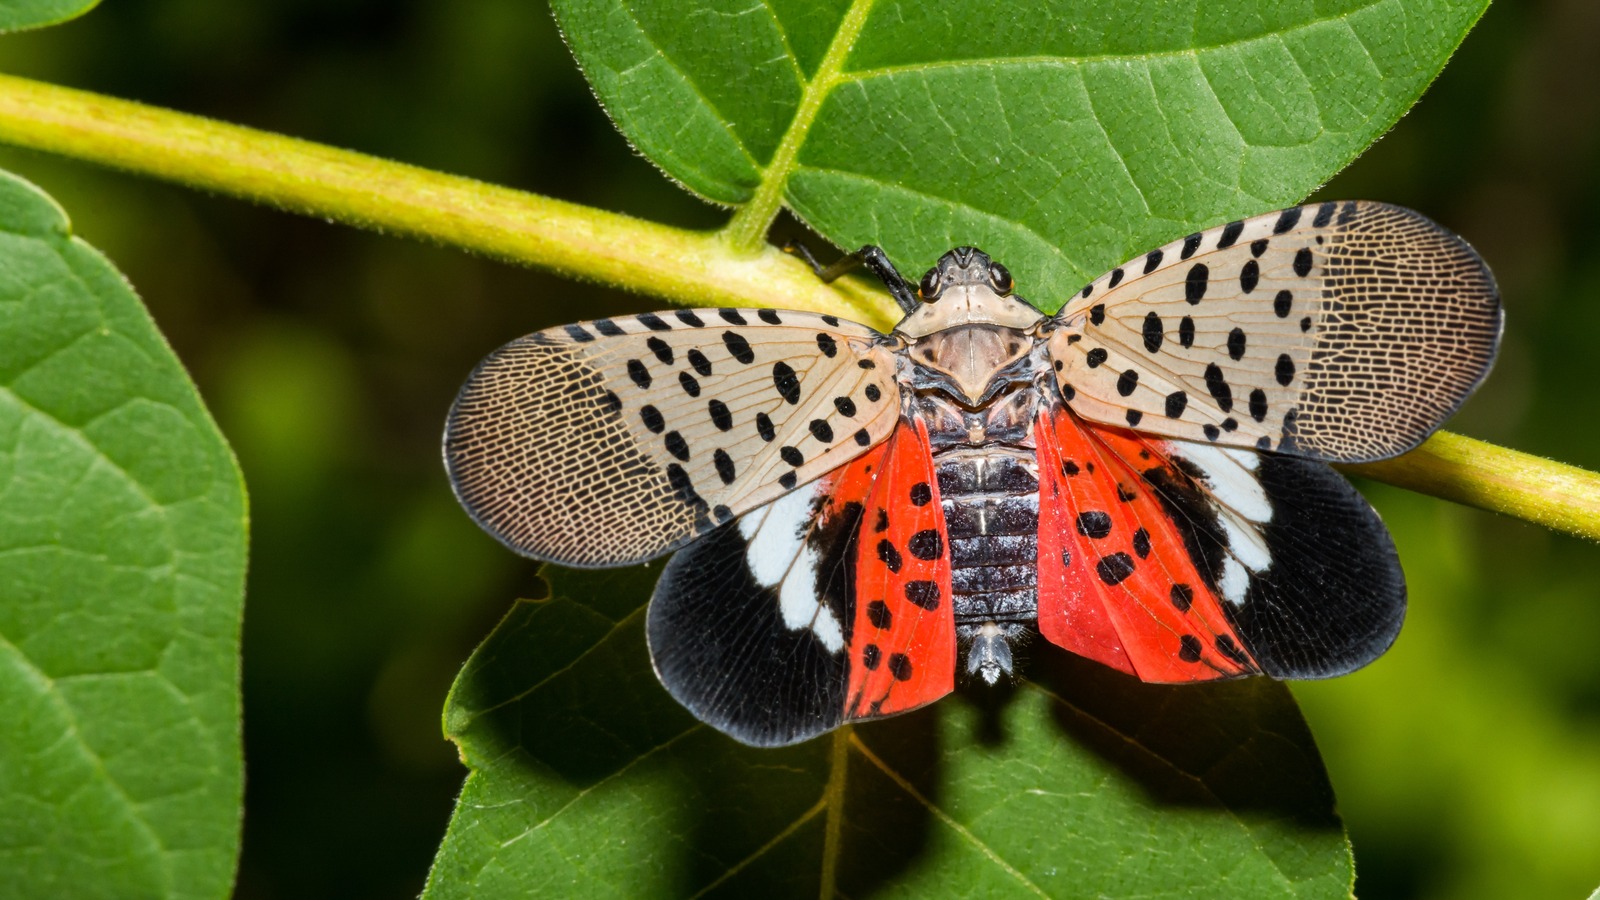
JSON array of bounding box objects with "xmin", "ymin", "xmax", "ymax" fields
[
  {"xmin": 738, "ymin": 476, "xmax": 845, "ymax": 652},
  {"xmin": 1049, "ymin": 201, "xmax": 1501, "ymax": 463},
  {"xmin": 446, "ymin": 308, "xmax": 900, "ymax": 567},
  {"xmin": 1164, "ymin": 442, "xmax": 1272, "ymax": 607}
]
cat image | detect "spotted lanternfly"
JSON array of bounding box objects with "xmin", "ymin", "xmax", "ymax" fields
[{"xmin": 445, "ymin": 201, "xmax": 1501, "ymax": 747}]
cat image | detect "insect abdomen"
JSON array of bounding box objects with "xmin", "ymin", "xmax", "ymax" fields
[{"xmin": 935, "ymin": 451, "xmax": 1040, "ymax": 626}]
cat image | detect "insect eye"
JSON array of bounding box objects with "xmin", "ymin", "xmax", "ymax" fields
[
  {"xmin": 988, "ymin": 262, "xmax": 1013, "ymax": 294},
  {"xmin": 918, "ymin": 269, "xmax": 943, "ymax": 302}
]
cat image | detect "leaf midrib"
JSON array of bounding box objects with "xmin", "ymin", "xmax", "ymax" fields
[{"xmin": 719, "ymin": 0, "xmax": 1401, "ymax": 258}]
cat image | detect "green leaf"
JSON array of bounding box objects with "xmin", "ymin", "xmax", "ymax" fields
[
  {"xmin": 553, "ymin": 0, "xmax": 1489, "ymax": 306},
  {"xmin": 426, "ymin": 567, "xmax": 1351, "ymax": 898},
  {"xmin": 0, "ymin": 170, "xmax": 245, "ymax": 899},
  {"xmin": 0, "ymin": 0, "xmax": 100, "ymax": 33}
]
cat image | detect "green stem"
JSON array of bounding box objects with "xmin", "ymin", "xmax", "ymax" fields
[
  {"xmin": 0, "ymin": 74, "xmax": 1594, "ymax": 542},
  {"xmin": 1342, "ymin": 433, "xmax": 1600, "ymax": 542},
  {"xmin": 0, "ymin": 74, "xmax": 899, "ymax": 326}
]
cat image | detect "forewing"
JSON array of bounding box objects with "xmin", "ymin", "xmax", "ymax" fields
[
  {"xmin": 444, "ymin": 308, "xmax": 901, "ymax": 566},
  {"xmin": 1048, "ymin": 201, "xmax": 1501, "ymax": 462},
  {"xmin": 1036, "ymin": 404, "xmax": 1404, "ymax": 682}
]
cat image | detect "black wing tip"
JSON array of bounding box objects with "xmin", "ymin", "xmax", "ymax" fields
[{"xmin": 1234, "ymin": 455, "xmax": 1409, "ymax": 680}]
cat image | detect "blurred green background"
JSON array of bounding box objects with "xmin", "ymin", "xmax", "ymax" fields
[{"xmin": 0, "ymin": 1, "xmax": 1597, "ymax": 897}]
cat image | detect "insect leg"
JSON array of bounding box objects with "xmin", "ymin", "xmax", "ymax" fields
[{"xmin": 784, "ymin": 242, "xmax": 919, "ymax": 315}]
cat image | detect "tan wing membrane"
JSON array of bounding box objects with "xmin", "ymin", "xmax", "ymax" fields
[
  {"xmin": 1048, "ymin": 201, "xmax": 1501, "ymax": 463},
  {"xmin": 444, "ymin": 308, "xmax": 901, "ymax": 566}
]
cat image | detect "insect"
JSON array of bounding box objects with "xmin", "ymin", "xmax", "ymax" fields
[{"xmin": 444, "ymin": 201, "xmax": 1501, "ymax": 747}]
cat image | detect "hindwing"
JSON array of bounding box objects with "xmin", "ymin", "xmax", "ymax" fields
[
  {"xmin": 1035, "ymin": 403, "xmax": 1404, "ymax": 682},
  {"xmin": 444, "ymin": 309, "xmax": 900, "ymax": 567},
  {"xmin": 1048, "ymin": 201, "xmax": 1501, "ymax": 463},
  {"xmin": 647, "ymin": 421, "xmax": 955, "ymax": 747}
]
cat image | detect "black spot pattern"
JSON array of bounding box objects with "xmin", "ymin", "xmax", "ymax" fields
[
  {"xmin": 1181, "ymin": 233, "xmax": 1202, "ymax": 259},
  {"xmin": 910, "ymin": 482, "xmax": 932, "ymax": 506},
  {"xmin": 640, "ymin": 405, "xmax": 665, "ymax": 433},
  {"xmin": 1170, "ymin": 584, "xmax": 1194, "ymax": 612},
  {"xmin": 1076, "ymin": 511, "xmax": 1112, "ymax": 539},
  {"xmin": 1249, "ymin": 389, "xmax": 1268, "ymax": 422},
  {"xmin": 1165, "ymin": 391, "xmax": 1188, "ymax": 418},
  {"xmin": 1109, "ymin": 268, "xmax": 1125, "ymax": 287},
  {"xmin": 1179, "ymin": 634, "xmax": 1203, "ymax": 662},
  {"xmin": 1250, "ymin": 239, "xmax": 1269, "ymax": 258},
  {"xmin": 1300, "ymin": 316, "xmax": 1312, "ymax": 333},
  {"xmin": 1143, "ymin": 312, "xmax": 1164, "ymax": 353},
  {"xmin": 1227, "ymin": 327, "xmax": 1247, "ymax": 361},
  {"xmin": 687, "ymin": 348, "xmax": 712, "ymax": 376},
  {"xmin": 876, "ymin": 539, "xmax": 903, "ymax": 573},
  {"xmin": 778, "ymin": 472, "xmax": 797, "ymax": 490},
  {"xmin": 772, "ymin": 362, "xmax": 802, "ymax": 404},
  {"xmin": 637, "ymin": 312, "xmax": 671, "ymax": 332},
  {"xmin": 565, "ymin": 323, "xmax": 595, "ymax": 343},
  {"xmin": 809, "ymin": 420, "xmax": 834, "ymax": 442},
  {"xmin": 664, "ymin": 431, "xmax": 690, "ymax": 461},
  {"xmin": 1274, "ymin": 290, "xmax": 1292, "ymax": 318},
  {"xmin": 1274, "ymin": 206, "xmax": 1303, "ymax": 233},
  {"xmin": 679, "ymin": 371, "xmax": 701, "ymax": 397},
  {"xmin": 1204, "ymin": 363, "xmax": 1233, "ymax": 412},
  {"xmin": 1086, "ymin": 348, "xmax": 1108, "ymax": 368},
  {"xmin": 1144, "ymin": 249, "xmax": 1163, "ymax": 273},
  {"xmin": 1240, "ymin": 260, "xmax": 1259, "ymax": 293},
  {"xmin": 1117, "ymin": 369, "xmax": 1139, "ymax": 396},
  {"xmin": 1090, "ymin": 304, "xmax": 1106, "ymax": 326},
  {"xmin": 865, "ymin": 384, "xmax": 882, "ymax": 403},
  {"xmin": 627, "ymin": 359, "xmax": 651, "ymax": 389},
  {"xmin": 1313, "ymin": 201, "xmax": 1337, "ymax": 227},
  {"xmin": 758, "ymin": 309, "xmax": 782, "ymax": 325},
  {"xmin": 723, "ymin": 331, "xmax": 755, "ymax": 364},
  {"xmin": 816, "ymin": 333, "xmax": 838, "ymax": 357},
  {"xmin": 713, "ymin": 449, "xmax": 736, "ymax": 484},
  {"xmin": 862, "ymin": 644, "xmax": 881, "ymax": 670},
  {"xmin": 1133, "ymin": 527, "xmax": 1151, "ymax": 558},
  {"xmin": 1126, "ymin": 409, "xmax": 1143, "ymax": 427},
  {"xmin": 1062, "ymin": 460, "xmax": 1080, "ymax": 476},
  {"xmin": 1179, "ymin": 316, "xmax": 1196, "ymax": 348},
  {"xmin": 905, "ymin": 581, "xmax": 941, "ymax": 610},
  {"xmin": 1097, "ymin": 552, "xmax": 1136, "ymax": 585},
  {"xmin": 854, "ymin": 429, "xmax": 871, "ymax": 446},
  {"xmin": 1185, "ymin": 263, "xmax": 1208, "ymax": 303},
  {"xmin": 676, "ymin": 310, "xmax": 705, "ymax": 327},
  {"xmin": 756, "ymin": 412, "xmax": 775, "ymax": 442},
  {"xmin": 594, "ymin": 318, "xmax": 625, "ymax": 337},
  {"xmin": 888, "ymin": 653, "xmax": 913, "ymax": 681},
  {"xmin": 1218, "ymin": 220, "xmax": 1244, "ymax": 248},
  {"xmin": 1276, "ymin": 353, "xmax": 1296, "ymax": 386},
  {"xmin": 835, "ymin": 396, "xmax": 856, "ymax": 417},
  {"xmin": 908, "ymin": 529, "xmax": 943, "ymax": 560},
  {"xmin": 719, "ymin": 309, "xmax": 747, "ymax": 326},
  {"xmin": 1204, "ymin": 424, "xmax": 1221, "ymax": 441},
  {"xmin": 1293, "ymin": 247, "xmax": 1313, "ymax": 277},
  {"xmin": 780, "ymin": 446, "xmax": 804, "ymax": 466},
  {"xmin": 867, "ymin": 600, "xmax": 892, "ymax": 630},
  {"xmin": 708, "ymin": 399, "xmax": 733, "ymax": 431},
  {"xmin": 599, "ymin": 390, "xmax": 621, "ymax": 415},
  {"xmin": 647, "ymin": 336, "xmax": 673, "ymax": 364}
]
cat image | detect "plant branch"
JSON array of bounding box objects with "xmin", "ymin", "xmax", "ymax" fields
[
  {"xmin": 0, "ymin": 74, "xmax": 900, "ymax": 326},
  {"xmin": 0, "ymin": 74, "xmax": 1593, "ymax": 541}
]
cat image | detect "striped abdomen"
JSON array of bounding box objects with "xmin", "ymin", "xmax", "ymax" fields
[{"xmin": 934, "ymin": 449, "xmax": 1041, "ymax": 629}]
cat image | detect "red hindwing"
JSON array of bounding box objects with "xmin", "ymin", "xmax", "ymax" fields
[
  {"xmin": 1035, "ymin": 407, "xmax": 1260, "ymax": 682},
  {"xmin": 843, "ymin": 419, "xmax": 956, "ymax": 719}
]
